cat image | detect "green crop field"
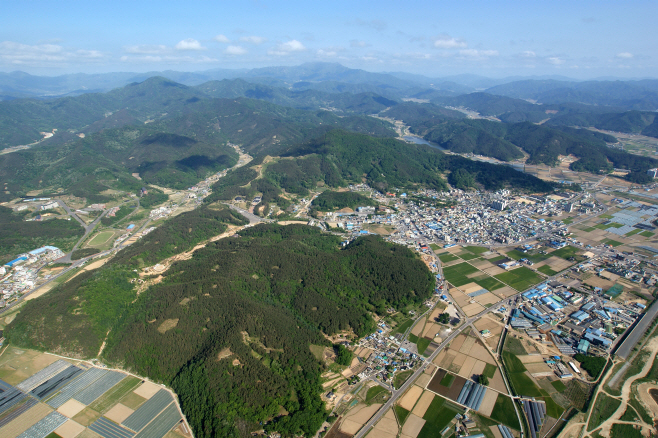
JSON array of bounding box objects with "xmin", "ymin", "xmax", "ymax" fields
[
  {"xmin": 625, "ymin": 228, "xmax": 642, "ymax": 236},
  {"xmin": 429, "ymin": 243, "xmax": 441, "ymax": 251},
  {"xmin": 394, "ymin": 405, "xmax": 410, "ymax": 426},
  {"xmin": 459, "ymin": 252, "xmax": 480, "ymax": 261},
  {"xmin": 495, "ymin": 267, "xmax": 543, "ymax": 291},
  {"xmin": 475, "ymin": 277, "xmax": 505, "ymax": 291},
  {"xmin": 538, "ymin": 265, "xmax": 558, "ymax": 276},
  {"xmin": 88, "ymin": 376, "xmax": 141, "ymax": 413},
  {"xmin": 464, "ymin": 246, "xmax": 489, "ymax": 255},
  {"xmin": 603, "ymin": 238, "xmax": 624, "ymax": 247},
  {"xmin": 561, "ymin": 217, "xmax": 574, "ymax": 225},
  {"xmin": 541, "ymin": 396, "xmax": 565, "ymax": 418},
  {"xmin": 443, "ymin": 262, "xmax": 479, "ymax": 287},
  {"xmin": 483, "ymin": 363, "xmax": 497, "ymax": 379},
  {"xmin": 417, "ymin": 395, "xmax": 461, "ymax": 438},
  {"xmin": 366, "ymin": 385, "xmax": 388, "ymax": 403},
  {"xmin": 87, "ymin": 230, "xmax": 115, "ymax": 246},
  {"xmin": 392, "ymin": 319, "xmax": 414, "ymax": 335},
  {"xmin": 551, "ymin": 380, "xmax": 567, "ymax": 392},
  {"xmin": 440, "ymin": 372, "xmax": 455, "ymax": 387},
  {"xmin": 417, "ymin": 337, "xmax": 432, "ymax": 355},
  {"xmin": 640, "ymin": 231, "xmax": 654, "ymax": 238},
  {"xmin": 489, "ymin": 395, "xmax": 520, "ymax": 430},
  {"xmin": 439, "ymin": 253, "xmax": 459, "ymax": 263},
  {"xmin": 506, "ymin": 250, "xmax": 526, "ymax": 260},
  {"xmin": 551, "ymin": 245, "xmax": 581, "ymax": 259}
]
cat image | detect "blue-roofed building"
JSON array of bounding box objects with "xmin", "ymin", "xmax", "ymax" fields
[
  {"xmin": 584, "ymin": 332, "xmax": 612, "ymax": 347},
  {"xmin": 5, "ymin": 256, "xmax": 28, "ymax": 267},
  {"xmin": 571, "ymin": 311, "xmax": 588, "ymax": 322},
  {"xmin": 578, "ymin": 339, "xmax": 590, "ymax": 354},
  {"xmin": 582, "ymin": 302, "xmax": 595, "ymax": 311}
]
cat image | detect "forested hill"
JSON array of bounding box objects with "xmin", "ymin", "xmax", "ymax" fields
[
  {"xmin": 272, "ymin": 129, "xmax": 555, "ymax": 193},
  {"xmin": 7, "ymin": 222, "xmax": 434, "ymax": 437}
]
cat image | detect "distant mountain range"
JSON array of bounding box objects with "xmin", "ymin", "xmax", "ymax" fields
[{"xmin": 3, "ymin": 62, "xmax": 656, "ymax": 107}]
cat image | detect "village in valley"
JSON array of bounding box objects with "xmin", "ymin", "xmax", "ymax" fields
[{"xmin": 3, "ymin": 151, "xmax": 658, "ymax": 438}]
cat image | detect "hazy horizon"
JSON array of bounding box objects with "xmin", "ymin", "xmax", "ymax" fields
[{"xmin": 1, "ymin": 1, "xmax": 656, "ymax": 80}]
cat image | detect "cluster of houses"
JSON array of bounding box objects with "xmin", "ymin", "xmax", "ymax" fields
[
  {"xmin": 1, "ymin": 246, "xmax": 64, "ymax": 307},
  {"xmin": 355, "ymin": 321, "xmax": 420, "ymax": 385},
  {"xmin": 507, "ymin": 281, "xmax": 642, "ymax": 378}
]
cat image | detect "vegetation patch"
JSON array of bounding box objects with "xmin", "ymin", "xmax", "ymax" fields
[
  {"xmin": 393, "ymin": 370, "xmax": 414, "ymax": 390},
  {"xmin": 394, "ymin": 405, "xmax": 410, "ymax": 426},
  {"xmin": 640, "ymin": 230, "xmax": 654, "ymax": 237},
  {"xmin": 475, "ymin": 277, "xmax": 505, "ymax": 291},
  {"xmin": 417, "ymin": 395, "xmax": 462, "ymax": 438},
  {"xmin": 443, "ymin": 262, "xmax": 480, "ymax": 287},
  {"xmin": 483, "ymin": 363, "xmax": 497, "ymax": 379},
  {"xmin": 0, "ymin": 206, "xmax": 84, "ymax": 265},
  {"xmin": 439, "ymin": 253, "xmax": 459, "ymax": 263},
  {"xmin": 311, "ymin": 191, "xmax": 376, "ymax": 211},
  {"xmin": 538, "ymin": 265, "xmax": 558, "ymax": 276},
  {"xmin": 440, "ymin": 372, "xmax": 455, "ymax": 387},
  {"xmin": 602, "ymin": 238, "xmax": 624, "ymax": 247},
  {"xmin": 588, "ymin": 393, "xmax": 621, "ymax": 431},
  {"xmin": 574, "ymin": 354, "xmax": 606, "ymax": 379},
  {"xmin": 495, "ymin": 266, "xmax": 543, "ymax": 291},
  {"xmin": 71, "ymin": 248, "xmax": 101, "ymax": 260},
  {"xmin": 551, "ymin": 380, "xmax": 567, "ymax": 392},
  {"xmin": 365, "ymin": 385, "xmax": 389, "ymax": 404},
  {"xmin": 417, "ymin": 338, "xmax": 432, "ymax": 356},
  {"xmin": 551, "ymin": 245, "xmax": 581, "ymax": 259},
  {"xmin": 489, "ymin": 395, "xmax": 520, "ymax": 430}
]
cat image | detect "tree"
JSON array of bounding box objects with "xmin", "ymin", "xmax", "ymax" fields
[
  {"xmin": 478, "ymin": 374, "xmax": 489, "ymax": 386},
  {"xmin": 334, "ymin": 344, "xmax": 353, "ymax": 366},
  {"xmin": 436, "ymin": 313, "xmax": 450, "ymax": 324}
]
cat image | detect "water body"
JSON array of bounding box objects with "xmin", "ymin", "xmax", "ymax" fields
[{"xmin": 402, "ymin": 136, "xmax": 446, "ymax": 151}]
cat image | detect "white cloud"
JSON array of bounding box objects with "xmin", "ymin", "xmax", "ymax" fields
[
  {"xmin": 225, "ymin": 45, "xmax": 246, "ymax": 55},
  {"xmin": 214, "ymin": 34, "xmax": 230, "ymax": 43},
  {"xmin": 124, "ymin": 44, "xmax": 168, "ymax": 55},
  {"xmin": 240, "ymin": 36, "xmax": 267, "ymax": 45},
  {"xmin": 616, "ymin": 52, "xmax": 633, "ymax": 59},
  {"xmin": 520, "ymin": 50, "xmax": 536, "ymax": 58},
  {"xmin": 459, "ymin": 49, "xmax": 498, "ymax": 58},
  {"xmin": 433, "ymin": 36, "xmax": 467, "ymax": 49},
  {"xmin": 548, "ymin": 56, "xmax": 565, "ymax": 65},
  {"xmin": 317, "ymin": 49, "xmax": 337, "ymax": 57},
  {"xmin": 0, "ymin": 41, "xmax": 105, "ymax": 65},
  {"xmin": 175, "ymin": 38, "xmax": 205, "ymax": 51},
  {"xmin": 268, "ymin": 40, "xmax": 306, "ymax": 56},
  {"xmin": 350, "ymin": 40, "xmax": 370, "ymax": 48},
  {"xmin": 120, "ymin": 54, "xmax": 218, "ymax": 64}
]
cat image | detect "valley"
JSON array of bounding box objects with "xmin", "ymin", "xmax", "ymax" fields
[{"xmin": 2, "ymin": 63, "xmax": 658, "ymax": 438}]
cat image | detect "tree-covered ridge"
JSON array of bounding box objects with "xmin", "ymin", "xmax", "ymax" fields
[
  {"xmin": 276, "ymin": 129, "xmax": 555, "ymax": 193},
  {"xmin": 419, "ymin": 119, "xmax": 524, "ymax": 161},
  {"xmin": 0, "ymin": 206, "xmax": 84, "ymax": 264},
  {"xmin": 7, "ymin": 224, "xmax": 434, "ymax": 437},
  {"xmin": 311, "ymin": 191, "xmax": 377, "ymax": 211}
]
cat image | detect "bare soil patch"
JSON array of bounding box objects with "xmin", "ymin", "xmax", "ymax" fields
[
  {"xmin": 400, "ymin": 414, "xmax": 425, "ymax": 438},
  {"xmin": 133, "ymin": 381, "xmax": 161, "ymax": 399},
  {"xmin": 157, "ymin": 318, "xmax": 179, "ymax": 333}
]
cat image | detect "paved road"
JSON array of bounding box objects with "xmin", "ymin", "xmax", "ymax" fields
[
  {"xmin": 226, "ymin": 204, "xmax": 270, "ymax": 225},
  {"xmin": 354, "ymin": 259, "xmax": 581, "ymax": 438},
  {"xmin": 615, "ymin": 298, "xmax": 658, "ymax": 359}
]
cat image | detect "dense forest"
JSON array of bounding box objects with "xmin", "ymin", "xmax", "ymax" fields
[
  {"xmin": 311, "ymin": 191, "xmax": 377, "ymax": 211},
  {"xmin": 0, "ymin": 206, "xmax": 84, "ymax": 264},
  {"xmin": 7, "ymin": 223, "xmax": 434, "ymax": 437}
]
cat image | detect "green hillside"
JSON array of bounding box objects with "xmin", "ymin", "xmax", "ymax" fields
[{"xmin": 7, "ymin": 223, "xmax": 434, "ymax": 437}]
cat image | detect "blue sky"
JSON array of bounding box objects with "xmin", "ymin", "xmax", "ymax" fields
[{"xmin": 1, "ymin": 0, "xmax": 656, "ymax": 78}]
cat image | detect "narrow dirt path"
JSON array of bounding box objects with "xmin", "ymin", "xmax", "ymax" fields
[{"xmin": 584, "ymin": 337, "xmax": 658, "ymax": 437}]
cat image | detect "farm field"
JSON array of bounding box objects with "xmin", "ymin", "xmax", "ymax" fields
[{"xmin": 0, "ymin": 346, "xmax": 187, "ymax": 438}]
